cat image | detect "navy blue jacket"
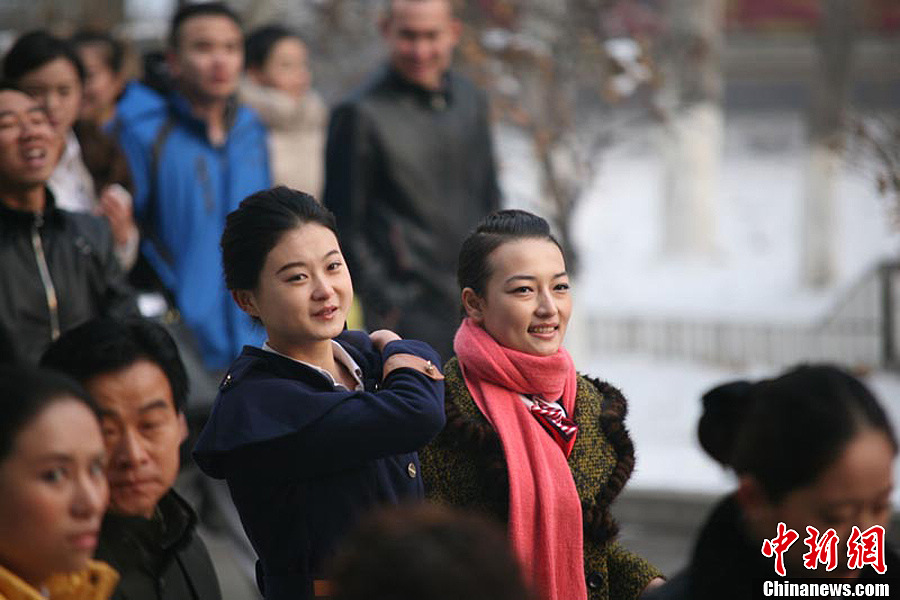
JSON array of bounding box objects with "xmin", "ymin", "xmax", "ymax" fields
[{"xmin": 192, "ymin": 331, "xmax": 445, "ymax": 600}]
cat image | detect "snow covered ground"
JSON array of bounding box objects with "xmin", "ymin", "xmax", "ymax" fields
[
  {"xmin": 586, "ymin": 353, "xmax": 900, "ymax": 505},
  {"xmin": 497, "ymin": 109, "xmax": 900, "ymax": 504}
]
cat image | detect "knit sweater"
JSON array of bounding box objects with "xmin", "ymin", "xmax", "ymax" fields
[{"xmin": 419, "ymin": 358, "xmax": 661, "ymax": 600}]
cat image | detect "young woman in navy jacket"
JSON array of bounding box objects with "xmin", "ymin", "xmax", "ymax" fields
[{"xmin": 193, "ymin": 187, "xmax": 445, "ymax": 600}]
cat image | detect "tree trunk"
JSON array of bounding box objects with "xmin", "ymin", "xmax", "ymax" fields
[
  {"xmin": 801, "ymin": 0, "xmax": 856, "ymax": 288},
  {"xmin": 660, "ymin": 0, "xmax": 724, "ymax": 257}
]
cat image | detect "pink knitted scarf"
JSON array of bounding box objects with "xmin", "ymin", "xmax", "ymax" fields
[{"xmin": 454, "ymin": 318, "xmax": 587, "ymax": 600}]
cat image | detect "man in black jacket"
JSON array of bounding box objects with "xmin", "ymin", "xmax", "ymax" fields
[
  {"xmin": 0, "ymin": 83, "xmax": 136, "ymax": 364},
  {"xmin": 42, "ymin": 318, "xmax": 222, "ymax": 600},
  {"xmin": 324, "ymin": 0, "xmax": 501, "ymax": 359}
]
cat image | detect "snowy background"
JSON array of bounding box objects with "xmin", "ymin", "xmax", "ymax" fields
[{"xmin": 497, "ymin": 110, "xmax": 900, "ymax": 503}]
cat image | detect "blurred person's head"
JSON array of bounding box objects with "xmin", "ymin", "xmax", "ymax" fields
[
  {"xmin": 700, "ymin": 364, "xmax": 898, "ymax": 579},
  {"xmin": 41, "ymin": 318, "xmax": 189, "ymax": 519},
  {"xmin": 222, "ymin": 187, "xmax": 351, "ymax": 360},
  {"xmin": 0, "ymin": 365, "xmax": 107, "ymax": 588},
  {"xmin": 331, "ymin": 503, "xmax": 533, "ymax": 600},
  {"xmin": 458, "ymin": 209, "xmax": 571, "ymax": 357},
  {"xmin": 71, "ymin": 31, "xmax": 127, "ymax": 126},
  {"xmin": 2, "ymin": 31, "xmax": 85, "ymax": 137},
  {"xmin": 0, "ymin": 83, "xmax": 62, "ymax": 206},
  {"xmin": 245, "ymin": 25, "xmax": 311, "ymax": 99},
  {"xmin": 380, "ymin": 0, "xmax": 460, "ymax": 91},
  {"xmin": 167, "ymin": 2, "xmax": 243, "ymax": 105}
]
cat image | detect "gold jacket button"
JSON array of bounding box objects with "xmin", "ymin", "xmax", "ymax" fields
[{"xmin": 407, "ymin": 462, "xmax": 417, "ymax": 478}]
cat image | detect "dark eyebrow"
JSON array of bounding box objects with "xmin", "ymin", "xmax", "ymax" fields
[
  {"xmin": 97, "ymin": 399, "xmax": 170, "ymax": 419},
  {"xmin": 504, "ymin": 271, "xmax": 568, "ymax": 285},
  {"xmin": 276, "ymin": 261, "xmax": 308, "ymax": 274},
  {"xmin": 504, "ymin": 275, "xmax": 536, "ymax": 285},
  {"xmin": 34, "ymin": 453, "xmax": 75, "ymax": 464},
  {"xmin": 139, "ymin": 399, "xmax": 171, "ymax": 415},
  {"xmin": 275, "ymin": 249, "xmax": 341, "ymax": 274}
]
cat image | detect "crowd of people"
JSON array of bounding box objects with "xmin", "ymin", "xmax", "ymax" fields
[{"xmin": 0, "ymin": 1, "xmax": 895, "ymax": 600}]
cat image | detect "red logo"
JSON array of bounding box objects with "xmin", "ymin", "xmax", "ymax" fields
[
  {"xmin": 803, "ymin": 526, "xmax": 840, "ymax": 571},
  {"xmin": 762, "ymin": 522, "xmax": 800, "ymax": 576},
  {"xmin": 847, "ymin": 525, "xmax": 887, "ymax": 574},
  {"xmin": 762, "ymin": 523, "xmax": 888, "ymax": 575}
]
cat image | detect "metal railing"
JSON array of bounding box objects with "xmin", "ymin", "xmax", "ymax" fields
[{"xmin": 586, "ymin": 261, "xmax": 900, "ymax": 369}]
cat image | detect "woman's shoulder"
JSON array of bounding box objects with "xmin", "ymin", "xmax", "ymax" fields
[
  {"xmin": 442, "ymin": 358, "xmax": 480, "ymax": 414},
  {"xmin": 438, "ymin": 357, "xmax": 496, "ymax": 437},
  {"xmin": 576, "ymin": 373, "xmax": 629, "ymax": 420},
  {"xmin": 218, "ymin": 346, "xmax": 330, "ymax": 400}
]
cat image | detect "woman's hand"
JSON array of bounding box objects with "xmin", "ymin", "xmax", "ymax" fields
[{"xmin": 369, "ymin": 329, "xmax": 401, "ymax": 351}]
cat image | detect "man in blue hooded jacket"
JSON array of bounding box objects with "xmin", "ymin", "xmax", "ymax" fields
[{"xmin": 117, "ymin": 2, "xmax": 270, "ymax": 373}]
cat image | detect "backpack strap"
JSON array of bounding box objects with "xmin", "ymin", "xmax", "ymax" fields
[{"xmin": 144, "ymin": 113, "xmax": 178, "ymax": 267}]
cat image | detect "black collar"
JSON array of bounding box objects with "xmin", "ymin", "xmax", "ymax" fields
[
  {"xmin": 100, "ymin": 489, "xmax": 197, "ymax": 552},
  {"xmin": 0, "ymin": 187, "xmax": 63, "ymax": 228},
  {"xmin": 385, "ymin": 65, "xmax": 453, "ymax": 110}
]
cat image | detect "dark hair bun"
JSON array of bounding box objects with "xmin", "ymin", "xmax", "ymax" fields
[{"xmin": 697, "ymin": 380, "xmax": 754, "ymax": 466}]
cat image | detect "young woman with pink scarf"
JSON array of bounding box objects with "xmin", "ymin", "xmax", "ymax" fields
[{"xmin": 419, "ymin": 210, "xmax": 663, "ymax": 600}]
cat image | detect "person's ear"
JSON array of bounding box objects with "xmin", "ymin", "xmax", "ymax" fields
[
  {"xmin": 449, "ymin": 17, "xmax": 462, "ymax": 46},
  {"xmin": 232, "ymin": 289, "xmax": 260, "ymax": 318},
  {"xmin": 165, "ymin": 49, "xmax": 180, "ymax": 79},
  {"xmin": 461, "ymin": 287, "xmax": 485, "ymax": 323},
  {"xmin": 246, "ymin": 66, "xmax": 264, "ymax": 85},
  {"xmin": 736, "ymin": 475, "xmax": 771, "ymax": 526},
  {"xmin": 177, "ymin": 411, "xmax": 188, "ymax": 444},
  {"xmin": 379, "ymin": 11, "xmax": 393, "ymax": 39}
]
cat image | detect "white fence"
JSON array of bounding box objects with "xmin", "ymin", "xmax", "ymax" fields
[{"xmin": 586, "ymin": 262, "xmax": 900, "ymax": 369}]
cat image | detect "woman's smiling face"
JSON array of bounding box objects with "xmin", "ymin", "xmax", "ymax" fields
[
  {"xmin": 237, "ymin": 223, "xmax": 353, "ymax": 355},
  {"xmin": 463, "ymin": 238, "xmax": 571, "ymax": 356}
]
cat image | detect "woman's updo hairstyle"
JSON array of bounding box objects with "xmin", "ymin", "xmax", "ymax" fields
[
  {"xmin": 221, "ymin": 186, "xmax": 337, "ymax": 291},
  {"xmin": 699, "ymin": 364, "xmax": 897, "ymax": 503},
  {"xmin": 457, "ymin": 209, "xmax": 563, "ymax": 296},
  {"xmin": 0, "ymin": 365, "xmax": 97, "ymax": 464}
]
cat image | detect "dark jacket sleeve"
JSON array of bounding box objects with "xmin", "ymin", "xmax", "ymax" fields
[
  {"xmin": 323, "ymin": 102, "xmax": 414, "ymax": 316},
  {"xmin": 195, "ymin": 339, "xmax": 445, "ymax": 480},
  {"xmin": 95, "ymin": 220, "xmax": 138, "ymax": 318},
  {"xmin": 69, "ymin": 212, "xmax": 138, "ymax": 318}
]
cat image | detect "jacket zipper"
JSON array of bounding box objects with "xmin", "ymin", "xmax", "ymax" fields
[{"xmin": 31, "ymin": 214, "xmax": 61, "ymax": 341}]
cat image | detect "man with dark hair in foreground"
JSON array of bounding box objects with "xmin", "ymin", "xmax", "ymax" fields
[{"xmin": 42, "ymin": 317, "xmax": 222, "ymax": 600}]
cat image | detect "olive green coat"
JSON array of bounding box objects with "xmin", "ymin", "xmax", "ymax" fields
[{"xmin": 419, "ymin": 358, "xmax": 661, "ymax": 600}]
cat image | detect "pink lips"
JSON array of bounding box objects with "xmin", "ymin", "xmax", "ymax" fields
[
  {"xmin": 313, "ymin": 306, "xmax": 338, "ymax": 320},
  {"xmin": 68, "ymin": 531, "xmax": 99, "ymax": 551}
]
